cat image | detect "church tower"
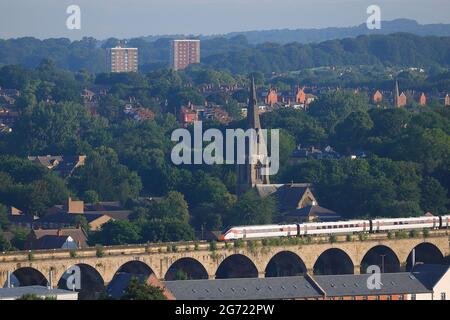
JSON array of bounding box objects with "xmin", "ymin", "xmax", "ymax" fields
[
  {"xmin": 394, "ymin": 80, "xmax": 400, "ymax": 107},
  {"xmin": 237, "ymin": 77, "xmax": 270, "ymax": 196}
]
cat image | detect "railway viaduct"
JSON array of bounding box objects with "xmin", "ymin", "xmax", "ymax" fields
[{"xmin": 0, "ymin": 231, "xmax": 448, "ymax": 298}]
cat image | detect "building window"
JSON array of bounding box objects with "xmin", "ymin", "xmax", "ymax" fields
[
  {"xmin": 441, "ymin": 293, "xmax": 446, "ymax": 300},
  {"xmin": 411, "ymin": 294, "xmax": 416, "ymax": 300},
  {"xmin": 398, "ymin": 295, "xmax": 404, "ymax": 300}
]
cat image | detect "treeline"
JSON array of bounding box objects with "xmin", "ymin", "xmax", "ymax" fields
[{"xmin": 2, "ymin": 34, "xmax": 450, "ymax": 74}]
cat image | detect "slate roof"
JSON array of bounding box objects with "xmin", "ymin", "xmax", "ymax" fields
[
  {"xmin": 36, "ymin": 235, "xmax": 71, "ymax": 249},
  {"xmin": 163, "ymin": 276, "xmax": 322, "ymax": 300},
  {"xmin": 412, "ymin": 264, "xmax": 450, "ymax": 289},
  {"xmin": 31, "ymin": 228, "xmax": 88, "ymax": 248},
  {"xmin": 0, "ymin": 286, "xmax": 78, "ymax": 300},
  {"xmin": 256, "ymin": 183, "xmax": 314, "ymax": 211},
  {"xmin": 313, "ymin": 273, "xmax": 431, "ymax": 297},
  {"xmin": 285, "ymin": 205, "xmax": 341, "ymax": 221}
]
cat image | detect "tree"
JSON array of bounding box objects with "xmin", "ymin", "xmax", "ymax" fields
[
  {"xmin": 150, "ymin": 191, "xmax": 190, "ymax": 224},
  {"xmin": 121, "ymin": 277, "xmax": 167, "ymax": 300},
  {"xmin": 228, "ymin": 190, "xmax": 277, "ymax": 225},
  {"xmin": 0, "ymin": 235, "xmax": 12, "ymax": 251},
  {"xmin": 69, "ymin": 147, "xmax": 142, "ymax": 203},
  {"xmin": 308, "ymin": 90, "xmax": 369, "ymax": 133},
  {"xmin": 332, "ymin": 111, "xmax": 373, "ymax": 152},
  {"xmin": 91, "ymin": 221, "xmax": 140, "ymax": 246},
  {"xmin": 0, "ymin": 204, "xmax": 10, "ymax": 231},
  {"xmin": 420, "ymin": 177, "xmax": 449, "ymax": 215},
  {"xmin": 140, "ymin": 220, "xmax": 195, "ymax": 243}
]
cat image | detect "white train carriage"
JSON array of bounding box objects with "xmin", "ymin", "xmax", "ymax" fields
[
  {"xmin": 219, "ymin": 224, "xmax": 298, "ymax": 241},
  {"xmin": 441, "ymin": 215, "xmax": 450, "ymax": 228},
  {"xmin": 372, "ymin": 216, "xmax": 440, "ymax": 232},
  {"xmin": 301, "ymin": 220, "xmax": 370, "ymax": 236}
]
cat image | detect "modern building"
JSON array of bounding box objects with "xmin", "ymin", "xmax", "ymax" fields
[
  {"xmin": 0, "ymin": 286, "xmax": 78, "ymax": 300},
  {"xmin": 170, "ymin": 40, "xmax": 200, "ymax": 71},
  {"xmin": 106, "ymin": 46, "xmax": 138, "ymax": 73}
]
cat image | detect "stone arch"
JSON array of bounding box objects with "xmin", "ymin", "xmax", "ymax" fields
[
  {"xmin": 360, "ymin": 245, "xmax": 401, "ymax": 274},
  {"xmin": 114, "ymin": 260, "xmax": 154, "ymax": 278},
  {"xmin": 405, "ymin": 243, "xmax": 444, "ymax": 271},
  {"xmin": 7, "ymin": 267, "xmax": 48, "ymax": 287},
  {"xmin": 216, "ymin": 254, "xmax": 258, "ymax": 279},
  {"xmin": 265, "ymin": 251, "xmax": 307, "ymax": 277},
  {"xmin": 314, "ymin": 248, "xmax": 354, "ymax": 275},
  {"xmin": 165, "ymin": 258, "xmax": 208, "ymax": 281},
  {"xmin": 58, "ymin": 263, "xmax": 104, "ymax": 300}
]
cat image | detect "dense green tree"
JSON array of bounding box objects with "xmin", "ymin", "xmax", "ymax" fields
[
  {"xmin": 140, "ymin": 220, "xmax": 195, "ymax": 243},
  {"xmin": 308, "ymin": 90, "xmax": 369, "ymax": 133},
  {"xmin": 332, "ymin": 111, "xmax": 374, "ymax": 152},
  {"xmin": 228, "ymin": 189, "xmax": 277, "ymax": 225},
  {"xmin": 121, "ymin": 277, "xmax": 167, "ymax": 300},
  {"xmin": 420, "ymin": 177, "xmax": 449, "ymax": 215},
  {"xmin": 0, "ymin": 235, "xmax": 12, "ymax": 252},
  {"xmin": 90, "ymin": 220, "xmax": 140, "ymax": 246},
  {"xmin": 0, "ymin": 204, "xmax": 10, "ymax": 231},
  {"xmin": 69, "ymin": 147, "xmax": 142, "ymax": 203}
]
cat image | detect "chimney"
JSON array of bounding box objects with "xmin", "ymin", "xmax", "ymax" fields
[
  {"xmin": 67, "ymin": 197, "xmax": 84, "ymax": 214},
  {"xmin": 57, "ymin": 229, "xmax": 63, "ymax": 237}
]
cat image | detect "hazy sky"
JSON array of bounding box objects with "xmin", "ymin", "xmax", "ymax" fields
[{"xmin": 1, "ymin": 0, "xmax": 450, "ymax": 40}]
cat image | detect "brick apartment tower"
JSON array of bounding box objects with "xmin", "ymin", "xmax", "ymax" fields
[
  {"xmin": 445, "ymin": 94, "xmax": 450, "ymax": 107},
  {"xmin": 170, "ymin": 40, "xmax": 201, "ymax": 71},
  {"xmin": 106, "ymin": 46, "xmax": 138, "ymax": 73}
]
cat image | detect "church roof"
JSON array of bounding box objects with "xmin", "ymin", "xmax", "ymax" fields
[
  {"xmin": 255, "ymin": 183, "xmax": 314, "ymax": 211},
  {"xmin": 285, "ymin": 205, "xmax": 341, "ymax": 221}
]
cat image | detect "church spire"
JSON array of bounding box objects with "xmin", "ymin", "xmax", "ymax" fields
[
  {"xmin": 236, "ymin": 76, "xmax": 270, "ymax": 196},
  {"xmin": 247, "ymin": 77, "xmax": 261, "ymax": 129},
  {"xmin": 394, "ymin": 80, "xmax": 400, "ymax": 107}
]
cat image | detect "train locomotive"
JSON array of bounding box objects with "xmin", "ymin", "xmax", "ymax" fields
[{"xmin": 219, "ymin": 215, "xmax": 450, "ymax": 241}]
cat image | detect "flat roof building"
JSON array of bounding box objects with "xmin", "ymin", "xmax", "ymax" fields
[
  {"xmin": 106, "ymin": 46, "xmax": 138, "ymax": 73},
  {"xmin": 170, "ymin": 40, "xmax": 200, "ymax": 71},
  {"xmin": 0, "ymin": 286, "xmax": 78, "ymax": 300}
]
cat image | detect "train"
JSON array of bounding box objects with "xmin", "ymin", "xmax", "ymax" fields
[{"xmin": 218, "ymin": 215, "xmax": 450, "ymax": 241}]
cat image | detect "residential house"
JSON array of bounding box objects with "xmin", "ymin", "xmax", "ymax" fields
[
  {"xmin": 179, "ymin": 102, "xmax": 204, "ymax": 127},
  {"xmin": 419, "ymin": 93, "xmax": 427, "ymax": 106},
  {"xmin": 373, "ymin": 90, "xmax": 383, "ymax": 104},
  {"xmin": 25, "ymin": 228, "xmax": 88, "ymax": 250},
  {"xmin": 7, "ymin": 207, "xmax": 39, "ymax": 229},
  {"xmin": 413, "ymin": 264, "xmax": 450, "ymax": 300},
  {"xmin": 27, "ymin": 155, "xmax": 86, "ymax": 178}
]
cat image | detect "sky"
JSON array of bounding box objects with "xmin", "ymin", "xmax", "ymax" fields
[{"xmin": 1, "ymin": 0, "xmax": 450, "ymax": 40}]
